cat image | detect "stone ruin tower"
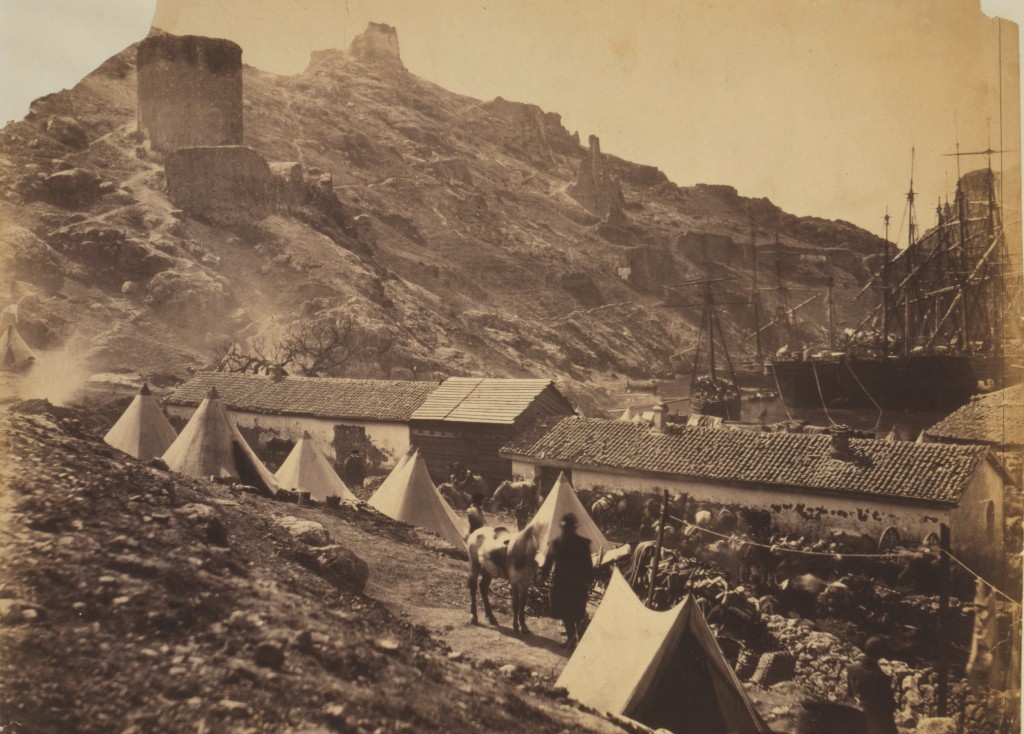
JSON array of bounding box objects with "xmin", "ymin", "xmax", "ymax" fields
[
  {"xmin": 348, "ymin": 22, "xmax": 405, "ymax": 69},
  {"xmin": 137, "ymin": 34, "xmax": 243, "ymax": 153},
  {"xmin": 571, "ymin": 135, "xmax": 626, "ymax": 226}
]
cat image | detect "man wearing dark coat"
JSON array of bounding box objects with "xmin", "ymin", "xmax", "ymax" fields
[
  {"xmin": 539, "ymin": 512, "xmax": 593, "ymax": 651},
  {"xmin": 846, "ymin": 637, "xmax": 899, "ymax": 734},
  {"xmin": 343, "ymin": 449, "xmax": 365, "ymax": 489}
]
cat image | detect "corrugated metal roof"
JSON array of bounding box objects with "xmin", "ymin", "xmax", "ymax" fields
[
  {"xmin": 501, "ymin": 416, "xmax": 989, "ymax": 505},
  {"xmin": 926, "ymin": 384, "xmax": 1023, "ymax": 447},
  {"xmin": 165, "ymin": 372, "xmax": 438, "ymax": 422},
  {"xmin": 410, "ymin": 377, "xmax": 564, "ymax": 424}
]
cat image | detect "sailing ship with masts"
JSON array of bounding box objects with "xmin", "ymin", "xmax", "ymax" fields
[
  {"xmin": 665, "ymin": 277, "xmax": 743, "ymax": 420},
  {"xmin": 769, "ymin": 151, "xmax": 1021, "ymax": 413}
]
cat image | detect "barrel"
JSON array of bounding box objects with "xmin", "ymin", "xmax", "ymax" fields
[{"xmin": 796, "ymin": 700, "xmax": 866, "ymax": 734}]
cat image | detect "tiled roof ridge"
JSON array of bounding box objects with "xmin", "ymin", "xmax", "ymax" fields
[
  {"xmin": 502, "ymin": 415, "xmax": 987, "ymax": 505},
  {"xmin": 165, "ymin": 372, "xmax": 439, "ymax": 422}
]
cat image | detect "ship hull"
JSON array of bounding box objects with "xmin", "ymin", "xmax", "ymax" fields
[
  {"xmin": 691, "ymin": 395, "xmax": 742, "ymax": 420},
  {"xmin": 768, "ymin": 354, "xmax": 979, "ymax": 412}
]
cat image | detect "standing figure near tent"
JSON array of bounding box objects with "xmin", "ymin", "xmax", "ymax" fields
[
  {"xmin": 344, "ymin": 449, "xmax": 365, "ymax": 489},
  {"xmin": 540, "ymin": 512, "xmax": 594, "ymax": 651},
  {"xmin": 466, "ymin": 494, "xmax": 486, "ymax": 535},
  {"xmin": 846, "ymin": 637, "xmax": 898, "ymax": 734}
]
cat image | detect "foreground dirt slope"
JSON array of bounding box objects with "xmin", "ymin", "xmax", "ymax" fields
[{"xmin": 0, "ymin": 402, "xmax": 634, "ymax": 734}]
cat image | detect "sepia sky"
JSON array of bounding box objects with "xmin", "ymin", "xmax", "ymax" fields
[{"xmin": 1, "ymin": 0, "xmax": 1021, "ymax": 240}]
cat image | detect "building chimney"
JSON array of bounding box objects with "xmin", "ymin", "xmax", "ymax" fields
[
  {"xmin": 829, "ymin": 424, "xmax": 855, "ymax": 460},
  {"xmin": 651, "ymin": 403, "xmax": 668, "ymax": 432}
]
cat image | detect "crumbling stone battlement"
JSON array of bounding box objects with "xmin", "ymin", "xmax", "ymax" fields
[
  {"xmin": 137, "ymin": 34, "xmax": 243, "ymax": 153},
  {"xmin": 570, "ymin": 135, "xmax": 626, "ymax": 226},
  {"xmin": 348, "ymin": 23, "xmax": 404, "ymax": 69},
  {"xmin": 165, "ymin": 150, "xmax": 368, "ymax": 249},
  {"xmin": 165, "ymin": 146, "xmax": 273, "ymax": 225}
]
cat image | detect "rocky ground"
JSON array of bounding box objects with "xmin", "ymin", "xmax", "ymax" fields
[{"xmin": 0, "ymin": 401, "xmax": 640, "ymax": 734}]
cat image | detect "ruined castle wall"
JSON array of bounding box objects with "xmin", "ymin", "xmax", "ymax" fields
[
  {"xmin": 164, "ymin": 146, "xmax": 273, "ymax": 225},
  {"xmin": 137, "ymin": 35, "xmax": 243, "ymax": 153}
]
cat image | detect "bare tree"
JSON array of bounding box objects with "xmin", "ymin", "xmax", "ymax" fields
[{"xmin": 214, "ymin": 316, "xmax": 397, "ymax": 378}]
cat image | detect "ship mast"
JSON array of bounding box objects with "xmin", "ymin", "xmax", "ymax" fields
[
  {"xmin": 882, "ymin": 207, "xmax": 891, "ymax": 356},
  {"xmin": 903, "ymin": 149, "xmax": 918, "ymax": 357}
]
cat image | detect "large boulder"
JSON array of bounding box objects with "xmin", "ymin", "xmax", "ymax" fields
[
  {"xmin": 44, "ymin": 116, "xmax": 89, "ymax": 150},
  {"xmin": 47, "ymin": 223, "xmax": 174, "ymax": 282},
  {"xmin": 915, "ymin": 718, "xmax": 956, "ymax": 734},
  {"xmin": 275, "ymin": 516, "xmax": 330, "ymax": 547},
  {"xmin": 143, "ymin": 269, "xmax": 232, "ymax": 328},
  {"xmin": 42, "ymin": 168, "xmax": 101, "ymax": 206}
]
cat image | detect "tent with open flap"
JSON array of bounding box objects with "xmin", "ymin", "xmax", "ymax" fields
[
  {"xmin": 557, "ymin": 569, "xmax": 769, "ymax": 734},
  {"xmin": 526, "ymin": 471, "xmax": 613, "ymax": 563},
  {"xmin": 161, "ymin": 386, "xmax": 279, "ymax": 493},
  {"xmin": 368, "ymin": 448, "xmax": 466, "ymax": 549},
  {"xmin": 0, "ymin": 323, "xmax": 36, "ymax": 371},
  {"xmin": 103, "ymin": 383, "xmax": 178, "ymax": 461},
  {"xmin": 275, "ymin": 431, "xmax": 357, "ymax": 502}
]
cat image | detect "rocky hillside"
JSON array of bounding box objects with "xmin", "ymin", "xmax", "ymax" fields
[{"xmin": 0, "ymin": 25, "xmax": 887, "ymax": 408}]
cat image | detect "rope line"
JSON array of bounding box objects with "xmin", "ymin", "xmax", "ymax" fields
[
  {"xmin": 842, "ymin": 358, "xmax": 884, "ymax": 431},
  {"xmin": 940, "ymin": 549, "xmax": 1022, "ymax": 609},
  {"xmin": 811, "ymin": 360, "xmax": 838, "ymax": 426}
]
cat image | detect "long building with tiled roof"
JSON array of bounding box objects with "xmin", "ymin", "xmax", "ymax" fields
[
  {"xmin": 501, "ymin": 416, "xmax": 1005, "ymax": 568},
  {"xmin": 503, "ymin": 416, "xmax": 985, "ymax": 505},
  {"xmin": 164, "ymin": 372, "xmax": 440, "ymax": 473},
  {"xmin": 165, "ymin": 372, "xmax": 438, "ymax": 422},
  {"xmin": 926, "ymin": 384, "xmax": 1023, "ymax": 449}
]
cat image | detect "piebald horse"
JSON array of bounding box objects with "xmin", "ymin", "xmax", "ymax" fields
[{"xmin": 467, "ymin": 524, "xmax": 541, "ymax": 635}]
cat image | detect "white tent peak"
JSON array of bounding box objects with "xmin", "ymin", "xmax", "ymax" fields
[
  {"xmin": 368, "ymin": 448, "xmax": 466, "ymax": 549},
  {"xmin": 103, "ymin": 382, "xmax": 178, "ymax": 461},
  {"xmin": 527, "ymin": 471, "xmax": 613, "ymax": 561},
  {"xmin": 557, "ymin": 569, "xmax": 768, "ymax": 733},
  {"xmin": 161, "ymin": 389, "xmax": 278, "ymax": 493},
  {"xmin": 275, "ymin": 433, "xmax": 356, "ymax": 502}
]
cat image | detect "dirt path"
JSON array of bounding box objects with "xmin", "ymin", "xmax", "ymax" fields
[{"xmin": 296, "ymin": 503, "xmax": 576, "ymax": 678}]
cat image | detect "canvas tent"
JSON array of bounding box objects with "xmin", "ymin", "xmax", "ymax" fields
[
  {"xmin": 527, "ymin": 471, "xmax": 613, "ymax": 562},
  {"xmin": 275, "ymin": 431, "xmax": 357, "ymax": 502},
  {"xmin": 161, "ymin": 386, "xmax": 279, "ymax": 493},
  {"xmin": 103, "ymin": 383, "xmax": 178, "ymax": 461},
  {"xmin": 0, "ymin": 323, "xmax": 36, "ymax": 370},
  {"xmin": 557, "ymin": 570, "xmax": 768, "ymax": 734},
  {"xmin": 368, "ymin": 448, "xmax": 466, "ymax": 549}
]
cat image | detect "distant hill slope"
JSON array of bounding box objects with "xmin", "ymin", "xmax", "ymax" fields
[{"xmin": 0, "ymin": 26, "xmax": 886, "ymax": 410}]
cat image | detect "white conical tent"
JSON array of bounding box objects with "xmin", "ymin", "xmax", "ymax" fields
[
  {"xmin": 527, "ymin": 472, "xmax": 613, "ymax": 562},
  {"xmin": 275, "ymin": 432, "xmax": 356, "ymax": 502},
  {"xmin": 0, "ymin": 323, "xmax": 36, "ymax": 369},
  {"xmin": 161, "ymin": 386, "xmax": 279, "ymax": 493},
  {"xmin": 103, "ymin": 383, "xmax": 178, "ymax": 461},
  {"xmin": 368, "ymin": 449, "xmax": 466, "ymax": 549},
  {"xmin": 557, "ymin": 570, "xmax": 768, "ymax": 734}
]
